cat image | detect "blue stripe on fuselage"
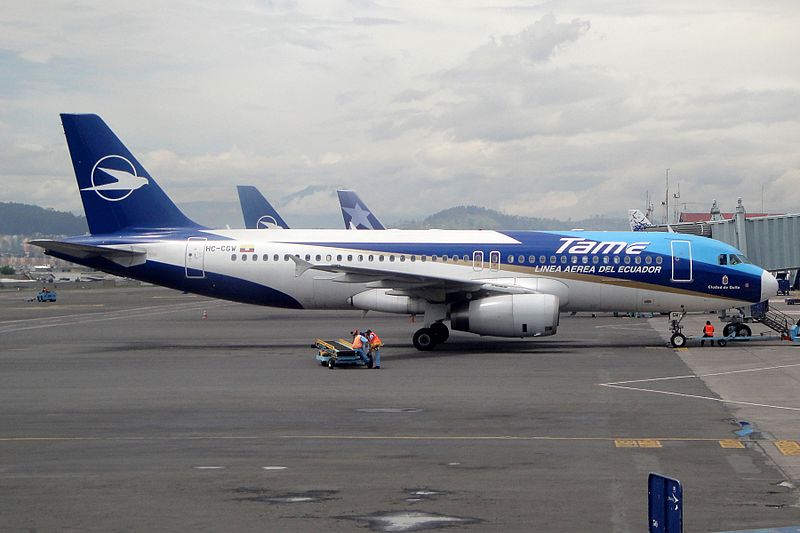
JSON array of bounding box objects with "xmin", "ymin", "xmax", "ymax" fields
[
  {"xmin": 289, "ymin": 230, "xmax": 763, "ymax": 302},
  {"xmin": 44, "ymin": 251, "xmax": 303, "ymax": 309}
]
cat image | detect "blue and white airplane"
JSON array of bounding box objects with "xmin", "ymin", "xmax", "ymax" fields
[
  {"xmin": 32, "ymin": 114, "xmax": 778, "ymax": 350},
  {"xmin": 237, "ymin": 185, "xmax": 290, "ymax": 229},
  {"xmin": 337, "ymin": 189, "xmax": 386, "ymax": 230}
]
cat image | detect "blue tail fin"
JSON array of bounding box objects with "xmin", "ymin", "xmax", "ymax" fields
[
  {"xmin": 60, "ymin": 114, "xmax": 202, "ymax": 234},
  {"xmin": 236, "ymin": 185, "xmax": 290, "ymax": 229},
  {"xmin": 336, "ymin": 189, "xmax": 386, "ymax": 230}
]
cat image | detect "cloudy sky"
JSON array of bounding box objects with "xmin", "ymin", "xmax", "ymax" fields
[{"xmin": 2, "ymin": 0, "xmax": 800, "ymax": 227}]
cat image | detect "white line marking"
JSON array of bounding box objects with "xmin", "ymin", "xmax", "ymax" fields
[
  {"xmin": 262, "ymin": 466, "xmax": 287, "ymax": 470},
  {"xmin": 599, "ymin": 363, "xmax": 800, "ymax": 412},
  {"xmin": 194, "ymin": 466, "xmax": 225, "ymax": 470}
]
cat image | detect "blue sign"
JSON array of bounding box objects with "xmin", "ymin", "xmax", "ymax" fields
[{"xmin": 649, "ymin": 473, "xmax": 683, "ymax": 533}]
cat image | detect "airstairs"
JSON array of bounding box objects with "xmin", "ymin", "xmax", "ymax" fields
[{"xmin": 751, "ymin": 307, "xmax": 795, "ymax": 337}]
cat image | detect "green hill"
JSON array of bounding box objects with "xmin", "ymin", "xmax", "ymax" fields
[{"xmin": 0, "ymin": 202, "xmax": 88, "ymax": 235}]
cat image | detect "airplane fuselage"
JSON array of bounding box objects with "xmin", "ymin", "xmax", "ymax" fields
[{"xmin": 49, "ymin": 228, "xmax": 768, "ymax": 314}]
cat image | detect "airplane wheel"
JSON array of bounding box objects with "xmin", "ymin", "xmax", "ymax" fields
[
  {"xmin": 670, "ymin": 333, "xmax": 687, "ymax": 348},
  {"xmin": 718, "ymin": 339, "xmax": 727, "ymax": 347},
  {"xmin": 413, "ymin": 328, "xmax": 437, "ymax": 351},
  {"xmin": 736, "ymin": 325, "xmax": 751, "ymax": 338},
  {"xmin": 328, "ymin": 359, "xmax": 335, "ymax": 369},
  {"xmin": 723, "ymin": 323, "xmax": 736, "ymax": 337},
  {"xmin": 430, "ymin": 322, "xmax": 449, "ymax": 343}
]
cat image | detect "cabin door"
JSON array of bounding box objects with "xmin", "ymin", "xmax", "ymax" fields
[
  {"xmin": 670, "ymin": 240, "xmax": 692, "ymax": 282},
  {"xmin": 185, "ymin": 237, "xmax": 207, "ymax": 278}
]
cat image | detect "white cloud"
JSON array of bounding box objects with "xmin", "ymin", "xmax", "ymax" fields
[{"xmin": 1, "ymin": 2, "xmax": 800, "ymax": 224}]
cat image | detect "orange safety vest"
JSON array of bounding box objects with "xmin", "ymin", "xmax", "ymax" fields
[
  {"xmin": 703, "ymin": 324, "xmax": 715, "ymax": 336},
  {"xmin": 368, "ymin": 332, "xmax": 383, "ymax": 347},
  {"xmin": 352, "ymin": 335, "xmax": 363, "ymax": 349}
]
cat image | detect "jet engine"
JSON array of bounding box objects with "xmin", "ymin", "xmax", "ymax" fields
[
  {"xmin": 348, "ymin": 289, "xmax": 426, "ymax": 315},
  {"xmin": 450, "ymin": 294, "xmax": 559, "ymax": 337}
]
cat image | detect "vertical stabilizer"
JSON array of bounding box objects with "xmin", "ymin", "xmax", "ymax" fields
[
  {"xmin": 337, "ymin": 189, "xmax": 386, "ymax": 230},
  {"xmin": 237, "ymin": 185, "xmax": 290, "ymax": 229},
  {"xmin": 60, "ymin": 114, "xmax": 201, "ymax": 234}
]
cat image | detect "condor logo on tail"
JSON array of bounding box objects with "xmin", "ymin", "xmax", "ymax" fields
[{"xmin": 80, "ymin": 155, "xmax": 149, "ymax": 202}]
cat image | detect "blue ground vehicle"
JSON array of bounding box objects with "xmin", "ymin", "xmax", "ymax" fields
[
  {"xmin": 35, "ymin": 289, "xmax": 56, "ymax": 302},
  {"xmin": 315, "ymin": 339, "xmax": 372, "ymax": 369}
]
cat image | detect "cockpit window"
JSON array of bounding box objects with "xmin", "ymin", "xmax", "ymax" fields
[
  {"xmin": 738, "ymin": 254, "xmax": 751, "ymax": 264},
  {"xmin": 718, "ymin": 254, "xmax": 727, "ymax": 266},
  {"xmin": 728, "ymin": 254, "xmax": 742, "ymax": 265}
]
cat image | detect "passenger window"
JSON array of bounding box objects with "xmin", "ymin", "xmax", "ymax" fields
[
  {"xmin": 518, "ymin": 255, "xmax": 525, "ymax": 264},
  {"xmin": 284, "ymin": 255, "xmax": 290, "ymax": 261},
  {"xmin": 389, "ymin": 255, "xmax": 395, "ymax": 262},
  {"xmin": 379, "ymin": 255, "xmax": 385, "ymax": 262},
  {"xmin": 305, "ymin": 254, "xmax": 311, "ymax": 261},
  {"xmin": 540, "ymin": 255, "xmax": 547, "ymax": 264},
  {"xmin": 635, "ymin": 256, "xmax": 641, "ymax": 265},
  {"xmin": 602, "ymin": 256, "xmax": 609, "ymax": 264},
  {"xmin": 571, "ymin": 256, "xmax": 578, "ymax": 264},
  {"xmin": 463, "ymin": 255, "xmax": 469, "ymax": 262},
  {"xmin": 326, "ymin": 254, "xmax": 332, "ymax": 261},
  {"xmin": 273, "ymin": 254, "xmax": 279, "ymax": 261},
  {"xmin": 263, "ymin": 254, "xmax": 269, "ymax": 261},
  {"xmin": 581, "ymin": 256, "xmax": 588, "ymax": 264},
  {"xmin": 431, "ymin": 256, "xmax": 437, "ymax": 262},
  {"xmin": 410, "ymin": 255, "xmax": 416, "ymax": 262},
  {"xmin": 369, "ymin": 255, "xmax": 374, "ymax": 262},
  {"xmin": 656, "ymin": 256, "xmax": 662, "ymax": 265},
  {"xmin": 442, "ymin": 256, "xmax": 448, "ymax": 263},
  {"xmin": 624, "ymin": 256, "xmax": 631, "ymax": 264},
  {"xmin": 231, "ymin": 254, "xmax": 237, "ymax": 261},
  {"xmin": 315, "ymin": 254, "xmax": 321, "ymax": 261},
  {"xmin": 645, "ymin": 256, "xmax": 652, "ymax": 265},
  {"xmin": 358, "ymin": 254, "xmax": 364, "ymax": 261},
  {"xmin": 529, "ymin": 255, "xmax": 536, "ymax": 264},
  {"xmin": 399, "ymin": 256, "xmax": 405, "ymax": 262},
  {"xmin": 252, "ymin": 254, "xmax": 258, "ymax": 261},
  {"xmin": 347, "ymin": 254, "xmax": 352, "ymax": 261},
  {"xmin": 592, "ymin": 256, "xmax": 599, "ymax": 264},
  {"xmin": 613, "ymin": 256, "xmax": 621, "ymax": 265},
  {"xmin": 508, "ymin": 255, "xmax": 514, "ymax": 264},
  {"xmin": 421, "ymin": 256, "xmax": 427, "ymax": 262},
  {"xmin": 242, "ymin": 254, "xmax": 247, "ymax": 261},
  {"xmin": 718, "ymin": 254, "xmax": 727, "ymax": 265},
  {"xmin": 336, "ymin": 255, "xmax": 342, "ymax": 261},
  {"xmin": 560, "ymin": 255, "xmax": 567, "ymax": 264}
]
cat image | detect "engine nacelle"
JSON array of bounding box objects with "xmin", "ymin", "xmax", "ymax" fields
[
  {"xmin": 349, "ymin": 289, "xmax": 426, "ymax": 315},
  {"xmin": 450, "ymin": 294, "xmax": 559, "ymax": 337}
]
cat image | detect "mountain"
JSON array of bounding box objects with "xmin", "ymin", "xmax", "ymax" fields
[
  {"xmin": 0, "ymin": 202, "xmax": 88, "ymax": 235},
  {"xmin": 399, "ymin": 205, "xmax": 628, "ymax": 231}
]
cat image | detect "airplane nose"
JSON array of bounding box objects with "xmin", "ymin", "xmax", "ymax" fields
[{"xmin": 760, "ymin": 270, "xmax": 778, "ymax": 302}]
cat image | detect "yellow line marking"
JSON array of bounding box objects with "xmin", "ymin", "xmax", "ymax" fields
[
  {"xmin": 719, "ymin": 439, "xmax": 745, "ymax": 449},
  {"xmin": 637, "ymin": 439, "xmax": 662, "ymax": 448},
  {"xmin": 673, "ymin": 347, "xmax": 688, "ymax": 352},
  {"xmin": 614, "ymin": 439, "xmax": 639, "ymax": 447},
  {"xmin": 775, "ymin": 440, "xmax": 800, "ymax": 456}
]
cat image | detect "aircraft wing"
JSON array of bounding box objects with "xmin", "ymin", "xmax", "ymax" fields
[
  {"xmin": 289, "ymin": 255, "xmax": 538, "ymax": 301},
  {"xmin": 30, "ymin": 240, "xmax": 148, "ymax": 267}
]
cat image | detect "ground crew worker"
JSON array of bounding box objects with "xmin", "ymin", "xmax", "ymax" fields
[
  {"xmin": 701, "ymin": 320, "xmax": 715, "ymax": 347},
  {"xmin": 366, "ymin": 329, "xmax": 383, "ymax": 369},
  {"xmin": 350, "ymin": 329, "xmax": 372, "ymax": 367}
]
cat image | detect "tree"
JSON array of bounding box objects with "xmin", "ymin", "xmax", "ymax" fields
[{"xmin": 0, "ymin": 265, "xmax": 15, "ymax": 275}]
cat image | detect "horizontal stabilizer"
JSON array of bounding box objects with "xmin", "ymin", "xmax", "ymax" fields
[{"xmin": 30, "ymin": 240, "xmax": 147, "ymax": 267}]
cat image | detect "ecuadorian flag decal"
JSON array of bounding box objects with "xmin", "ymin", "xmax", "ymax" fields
[{"xmin": 239, "ymin": 245, "xmax": 255, "ymax": 253}]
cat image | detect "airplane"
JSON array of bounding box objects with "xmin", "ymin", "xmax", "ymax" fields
[
  {"xmin": 337, "ymin": 189, "xmax": 386, "ymax": 230},
  {"xmin": 237, "ymin": 185, "xmax": 290, "ymax": 229},
  {"xmin": 628, "ymin": 209, "xmax": 655, "ymax": 231},
  {"xmin": 32, "ymin": 114, "xmax": 778, "ymax": 351}
]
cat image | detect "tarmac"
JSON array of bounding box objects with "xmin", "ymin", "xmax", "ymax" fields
[{"xmin": 2, "ymin": 285, "xmax": 800, "ymax": 532}]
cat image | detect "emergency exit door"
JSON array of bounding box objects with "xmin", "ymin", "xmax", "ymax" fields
[
  {"xmin": 670, "ymin": 240, "xmax": 692, "ymax": 282},
  {"xmin": 185, "ymin": 237, "xmax": 207, "ymax": 278}
]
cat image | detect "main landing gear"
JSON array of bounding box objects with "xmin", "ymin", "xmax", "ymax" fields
[{"xmin": 412, "ymin": 321, "xmax": 449, "ymax": 351}]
